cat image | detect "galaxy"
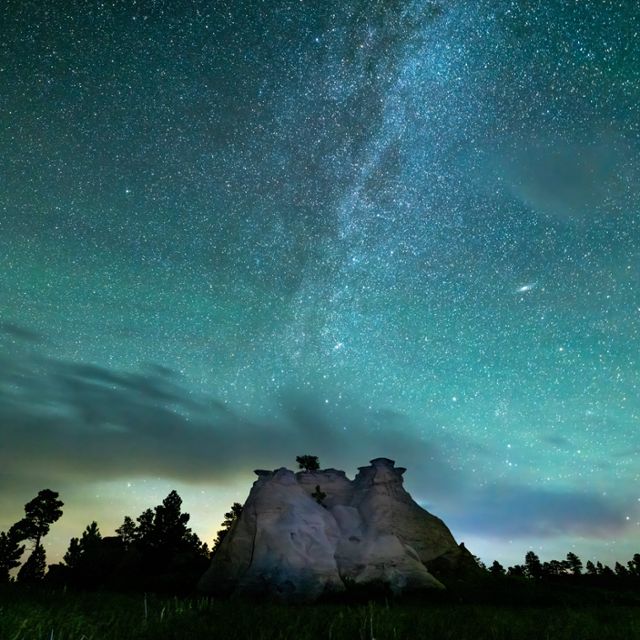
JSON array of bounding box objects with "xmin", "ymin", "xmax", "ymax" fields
[{"xmin": 1, "ymin": 0, "xmax": 639, "ymax": 567}]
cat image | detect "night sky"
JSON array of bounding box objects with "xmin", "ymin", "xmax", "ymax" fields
[{"xmin": 1, "ymin": 0, "xmax": 639, "ymax": 567}]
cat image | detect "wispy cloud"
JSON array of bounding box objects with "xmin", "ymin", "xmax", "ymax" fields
[
  {"xmin": 0, "ymin": 329, "xmax": 632, "ymax": 543},
  {"xmin": 446, "ymin": 484, "xmax": 628, "ymax": 539}
]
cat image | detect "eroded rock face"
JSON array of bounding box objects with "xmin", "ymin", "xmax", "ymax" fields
[{"xmin": 199, "ymin": 458, "xmax": 472, "ymax": 600}]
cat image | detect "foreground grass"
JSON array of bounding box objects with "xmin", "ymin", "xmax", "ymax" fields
[{"xmin": 1, "ymin": 587, "xmax": 639, "ymax": 640}]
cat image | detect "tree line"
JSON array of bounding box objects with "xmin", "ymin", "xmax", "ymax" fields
[
  {"xmin": 2, "ymin": 461, "xmax": 639, "ymax": 596},
  {"xmin": 479, "ymin": 549, "xmax": 640, "ymax": 587},
  {"xmin": 0, "ymin": 455, "xmax": 319, "ymax": 589},
  {"xmin": 0, "ymin": 488, "xmax": 242, "ymax": 593}
]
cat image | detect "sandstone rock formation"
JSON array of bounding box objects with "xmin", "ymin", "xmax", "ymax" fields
[{"xmin": 199, "ymin": 458, "xmax": 476, "ymax": 601}]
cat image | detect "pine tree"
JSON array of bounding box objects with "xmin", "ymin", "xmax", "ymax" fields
[
  {"xmin": 135, "ymin": 509, "xmax": 155, "ymax": 547},
  {"xmin": 0, "ymin": 530, "xmax": 24, "ymax": 583},
  {"xmin": 131, "ymin": 492, "xmax": 203, "ymax": 556},
  {"xmin": 153, "ymin": 491, "xmax": 191, "ymax": 551},
  {"xmin": 63, "ymin": 537, "xmax": 82, "ymax": 570},
  {"xmin": 212, "ymin": 503, "xmax": 243, "ymax": 553},
  {"xmin": 524, "ymin": 551, "xmax": 543, "ymax": 579},
  {"xmin": 296, "ymin": 455, "xmax": 320, "ymax": 471},
  {"xmin": 64, "ymin": 522, "xmax": 102, "ymax": 570},
  {"xmin": 7, "ymin": 489, "xmax": 64, "ymax": 582},
  {"xmin": 115, "ymin": 516, "xmax": 137, "ymax": 549},
  {"xmin": 628, "ymin": 553, "xmax": 640, "ymax": 576},
  {"xmin": 12, "ymin": 490, "xmax": 64, "ymax": 550},
  {"xmin": 17, "ymin": 544, "xmax": 46, "ymax": 583},
  {"xmin": 311, "ymin": 485, "xmax": 327, "ymax": 506},
  {"xmin": 542, "ymin": 559, "xmax": 565, "ymax": 577},
  {"xmin": 565, "ymin": 552, "xmax": 583, "ymax": 575}
]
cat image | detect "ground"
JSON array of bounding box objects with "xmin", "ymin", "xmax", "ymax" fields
[{"xmin": 1, "ymin": 586, "xmax": 640, "ymax": 640}]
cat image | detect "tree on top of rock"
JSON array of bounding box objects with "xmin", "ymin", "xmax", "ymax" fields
[
  {"xmin": 311, "ymin": 485, "xmax": 326, "ymax": 506},
  {"xmin": 296, "ymin": 455, "xmax": 320, "ymax": 471}
]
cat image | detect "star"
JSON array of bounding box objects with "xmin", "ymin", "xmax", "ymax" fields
[{"xmin": 0, "ymin": 0, "xmax": 637, "ymax": 571}]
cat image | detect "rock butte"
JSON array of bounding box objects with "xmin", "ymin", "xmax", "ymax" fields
[{"xmin": 199, "ymin": 458, "xmax": 477, "ymax": 601}]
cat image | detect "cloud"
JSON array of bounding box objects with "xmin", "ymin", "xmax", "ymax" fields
[
  {"xmin": 0, "ymin": 346, "xmax": 457, "ymax": 491},
  {"xmin": 0, "ymin": 344, "xmax": 632, "ymax": 542},
  {"xmin": 0, "ymin": 322, "xmax": 43, "ymax": 344},
  {"xmin": 541, "ymin": 434, "xmax": 573, "ymax": 449},
  {"xmin": 447, "ymin": 484, "xmax": 628, "ymax": 539},
  {"xmin": 501, "ymin": 128, "xmax": 639, "ymax": 221}
]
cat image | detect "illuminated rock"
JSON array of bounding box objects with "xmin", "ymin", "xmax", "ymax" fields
[{"xmin": 199, "ymin": 458, "xmax": 475, "ymax": 600}]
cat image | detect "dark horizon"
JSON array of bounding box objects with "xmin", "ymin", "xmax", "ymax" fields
[
  {"xmin": 2, "ymin": 454, "xmax": 635, "ymax": 570},
  {"xmin": 4, "ymin": 477, "xmax": 639, "ymax": 578}
]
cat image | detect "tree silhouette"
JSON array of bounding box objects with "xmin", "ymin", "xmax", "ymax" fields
[
  {"xmin": 64, "ymin": 522, "xmax": 102, "ymax": 570},
  {"xmin": 12, "ymin": 489, "xmax": 64, "ymax": 550},
  {"xmin": 311, "ymin": 485, "xmax": 327, "ymax": 506},
  {"xmin": 490, "ymin": 560, "xmax": 505, "ymax": 577},
  {"xmin": 507, "ymin": 564, "xmax": 525, "ymax": 577},
  {"xmin": 565, "ymin": 552, "xmax": 583, "ymax": 575},
  {"xmin": 48, "ymin": 492, "xmax": 208, "ymax": 592},
  {"xmin": 135, "ymin": 508, "xmax": 155, "ymax": 547},
  {"xmin": 212, "ymin": 503, "xmax": 243, "ymax": 553},
  {"xmin": 115, "ymin": 516, "xmax": 137, "ymax": 549},
  {"xmin": 123, "ymin": 491, "xmax": 205, "ymax": 558},
  {"xmin": 9, "ymin": 489, "xmax": 64, "ymax": 583},
  {"xmin": 17, "ymin": 544, "xmax": 46, "ymax": 583},
  {"xmin": 58, "ymin": 521, "xmax": 128, "ymax": 589},
  {"xmin": 0, "ymin": 529, "xmax": 24, "ymax": 583},
  {"xmin": 524, "ymin": 551, "xmax": 543, "ymax": 579},
  {"xmin": 296, "ymin": 455, "xmax": 320, "ymax": 471},
  {"xmin": 131, "ymin": 492, "xmax": 209, "ymax": 591},
  {"xmin": 483, "ymin": 550, "xmax": 640, "ymax": 602},
  {"xmin": 153, "ymin": 490, "xmax": 193, "ymax": 551},
  {"xmin": 541, "ymin": 559, "xmax": 566, "ymax": 577}
]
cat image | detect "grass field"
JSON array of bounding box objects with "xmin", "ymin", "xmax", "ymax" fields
[{"xmin": 1, "ymin": 586, "xmax": 640, "ymax": 640}]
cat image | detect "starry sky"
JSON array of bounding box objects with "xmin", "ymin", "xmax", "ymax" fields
[{"xmin": 1, "ymin": 0, "xmax": 639, "ymax": 568}]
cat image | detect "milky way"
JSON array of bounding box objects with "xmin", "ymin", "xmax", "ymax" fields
[{"xmin": 1, "ymin": 0, "xmax": 639, "ymax": 565}]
